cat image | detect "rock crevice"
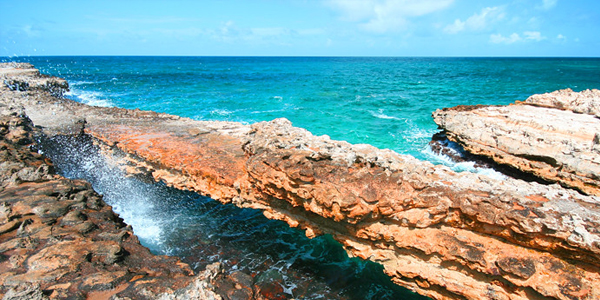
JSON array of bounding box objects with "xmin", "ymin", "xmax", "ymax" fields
[
  {"xmin": 433, "ymin": 89, "xmax": 600, "ymax": 197},
  {"xmin": 2, "ymin": 64, "xmax": 600, "ymax": 300}
]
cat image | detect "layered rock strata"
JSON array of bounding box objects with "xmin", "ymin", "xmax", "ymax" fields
[
  {"xmin": 432, "ymin": 89, "xmax": 600, "ymax": 196},
  {"xmin": 0, "ymin": 113, "xmax": 216, "ymax": 299},
  {"xmin": 0, "ymin": 64, "xmax": 265, "ymax": 300},
  {"xmin": 2, "ymin": 64, "xmax": 600, "ymax": 300},
  {"xmin": 524, "ymin": 88, "xmax": 600, "ymax": 117}
]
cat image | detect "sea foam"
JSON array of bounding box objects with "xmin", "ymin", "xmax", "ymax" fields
[
  {"xmin": 65, "ymin": 82, "xmax": 114, "ymax": 107},
  {"xmin": 422, "ymin": 145, "xmax": 507, "ymax": 181}
]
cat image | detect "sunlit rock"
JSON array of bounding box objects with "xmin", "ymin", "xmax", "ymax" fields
[{"xmin": 3, "ymin": 63, "xmax": 600, "ymax": 300}]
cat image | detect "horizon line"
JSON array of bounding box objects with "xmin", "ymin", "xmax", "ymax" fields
[{"xmin": 2, "ymin": 54, "xmax": 600, "ymax": 59}]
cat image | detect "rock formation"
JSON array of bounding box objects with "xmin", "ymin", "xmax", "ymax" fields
[
  {"xmin": 0, "ymin": 63, "xmax": 282, "ymax": 300},
  {"xmin": 524, "ymin": 88, "xmax": 600, "ymax": 117},
  {"xmin": 1, "ymin": 63, "xmax": 68, "ymax": 97},
  {"xmin": 0, "ymin": 113, "xmax": 213, "ymax": 299},
  {"xmin": 2, "ymin": 63, "xmax": 600, "ymax": 300},
  {"xmin": 432, "ymin": 89, "xmax": 600, "ymax": 197}
]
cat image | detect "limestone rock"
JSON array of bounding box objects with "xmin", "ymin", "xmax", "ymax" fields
[
  {"xmin": 0, "ymin": 110, "xmax": 245, "ymax": 298},
  {"xmin": 3, "ymin": 63, "xmax": 600, "ymax": 300},
  {"xmin": 523, "ymin": 88, "xmax": 600, "ymax": 117},
  {"xmin": 0, "ymin": 63, "xmax": 68, "ymax": 97},
  {"xmin": 433, "ymin": 90, "xmax": 600, "ymax": 196}
]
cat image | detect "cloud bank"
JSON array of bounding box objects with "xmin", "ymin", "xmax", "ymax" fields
[{"xmin": 327, "ymin": 0, "xmax": 454, "ymax": 33}]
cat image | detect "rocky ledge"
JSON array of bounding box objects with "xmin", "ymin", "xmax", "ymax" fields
[
  {"xmin": 2, "ymin": 63, "xmax": 600, "ymax": 300},
  {"xmin": 0, "ymin": 64, "xmax": 276, "ymax": 300},
  {"xmin": 433, "ymin": 89, "xmax": 600, "ymax": 197},
  {"xmin": 0, "ymin": 113, "xmax": 221, "ymax": 299}
]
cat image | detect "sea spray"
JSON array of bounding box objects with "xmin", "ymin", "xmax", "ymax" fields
[
  {"xmin": 37, "ymin": 134, "xmax": 429, "ymax": 300},
  {"xmin": 38, "ymin": 134, "xmax": 166, "ymax": 248}
]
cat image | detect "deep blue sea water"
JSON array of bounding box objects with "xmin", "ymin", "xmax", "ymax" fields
[{"xmin": 5, "ymin": 56, "xmax": 600, "ymax": 299}]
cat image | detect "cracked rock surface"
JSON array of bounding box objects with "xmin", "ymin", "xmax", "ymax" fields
[
  {"xmin": 0, "ymin": 63, "xmax": 265, "ymax": 300},
  {"xmin": 3, "ymin": 63, "xmax": 600, "ymax": 300},
  {"xmin": 433, "ymin": 88, "xmax": 600, "ymax": 197}
]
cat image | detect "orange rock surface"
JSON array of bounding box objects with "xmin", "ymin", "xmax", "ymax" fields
[{"xmin": 3, "ymin": 63, "xmax": 600, "ymax": 300}]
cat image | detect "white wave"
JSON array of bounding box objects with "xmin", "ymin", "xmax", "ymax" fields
[
  {"xmin": 42, "ymin": 138, "xmax": 167, "ymax": 251},
  {"xmin": 251, "ymin": 108, "xmax": 285, "ymax": 114},
  {"xmin": 370, "ymin": 109, "xmax": 401, "ymax": 120},
  {"xmin": 69, "ymin": 80, "xmax": 96, "ymax": 86},
  {"xmin": 65, "ymin": 88, "xmax": 114, "ymax": 107},
  {"xmin": 422, "ymin": 145, "xmax": 507, "ymax": 181},
  {"xmin": 210, "ymin": 109, "xmax": 232, "ymax": 116},
  {"xmin": 402, "ymin": 128, "xmax": 436, "ymax": 143},
  {"xmin": 399, "ymin": 119, "xmax": 438, "ymax": 147}
]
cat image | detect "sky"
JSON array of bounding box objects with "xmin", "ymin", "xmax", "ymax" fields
[{"xmin": 1, "ymin": 0, "xmax": 599, "ymax": 57}]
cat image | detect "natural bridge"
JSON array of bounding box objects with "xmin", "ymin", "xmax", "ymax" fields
[{"xmin": 2, "ymin": 63, "xmax": 599, "ymax": 300}]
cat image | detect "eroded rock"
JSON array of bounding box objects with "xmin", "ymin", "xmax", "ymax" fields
[
  {"xmin": 2, "ymin": 64, "xmax": 600, "ymax": 300},
  {"xmin": 0, "ymin": 111, "xmax": 253, "ymax": 298},
  {"xmin": 1, "ymin": 63, "xmax": 68, "ymax": 97},
  {"xmin": 433, "ymin": 89, "xmax": 600, "ymax": 196},
  {"xmin": 523, "ymin": 88, "xmax": 600, "ymax": 116}
]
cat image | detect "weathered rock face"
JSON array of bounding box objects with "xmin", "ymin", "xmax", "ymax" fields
[
  {"xmin": 432, "ymin": 89, "xmax": 600, "ymax": 197},
  {"xmin": 0, "ymin": 113, "xmax": 202, "ymax": 299},
  {"xmin": 523, "ymin": 88, "xmax": 600, "ymax": 117},
  {"xmin": 0, "ymin": 63, "xmax": 68, "ymax": 97},
  {"xmin": 0, "ymin": 67, "xmax": 262, "ymax": 300},
  {"xmin": 3, "ymin": 64, "xmax": 600, "ymax": 300}
]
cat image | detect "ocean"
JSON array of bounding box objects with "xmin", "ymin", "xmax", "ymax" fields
[{"xmin": 6, "ymin": 56, "xmax": 600, "ymax": 299}]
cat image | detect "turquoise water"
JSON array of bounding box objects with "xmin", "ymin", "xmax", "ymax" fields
[
  {"xmin": 8, "ymin": 57, "xmax": 600, "ymax": 160},
  {"xmin": 41, "ymin": 134, "xmax": 425, "ymax": 299},
  {"xmin": 7, "ymin": 56, "xmax": 600, "ymax": 299}
]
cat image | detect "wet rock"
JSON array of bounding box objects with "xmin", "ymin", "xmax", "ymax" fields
[
  {"xmin": 1, "ymin": 63, "xmax": 68, "ymax": 97},
  {"xmin": 228, "ymin": 288, "xmax": 253, "ymax": 300},
  {"xmin": 229, "ymin": 271, "xmax": 254, "ymax": 291},
  {"xmin": 0, "ymin": 113, "xmax": 238, "ymax": 298},
  {"xmin": 4, "ymin": 63, "xmax": 600, "ymax": 300}
]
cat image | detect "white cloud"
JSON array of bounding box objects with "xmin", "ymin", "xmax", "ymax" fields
[
  {"xmin": 444, "ymin": 6, "xmax": 503, "ymax": 34},
  {"xmin": 523, "ymin": 31, "xmax": 545, "ymax": 41},
  {"xmin": 444, "ymin": 19, "xmax": 465, "ymax": 34},
  {"xmin": 490, "ymin": 31, "xmax": 546, "ymax": 44},
  {"xmin": 557, "ymin": 34, "xmax": 566, "ymax": 40},
  {"xmin": 327, "ymin": 0, "xmax": 454, "ymax": 33},
  {"xmin": 540, "ymin": 0, "xmax": 558, "ymax": 10},
  {"xmin": 201, "ymin": 21, "xmax": 328, "ymax": 47},
  {"xmin": 490, "ymin": 33, "xmax": 521, "ymax": 44}
]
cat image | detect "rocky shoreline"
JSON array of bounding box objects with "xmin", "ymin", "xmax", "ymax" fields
[
  {"xmin": 0, "ymin": 64, "xmax": 264, "ymax": 300},
  {"xmin": 2, "ymin": 63, "xmax": 600, "ymax": 300},
  {"xmin": 433, "ymin": 88, "xmax": 600, "ymax": 197},
  {"xmin": 0, "ymin": 113, "xmax": 215, "ymax": 299}
]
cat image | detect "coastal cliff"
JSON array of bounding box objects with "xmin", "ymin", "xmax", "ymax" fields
[
  {"xmin": 2, "ymin": 63, "xmax": 600, "ymax": 300},
  {"xmin": 0, "ymin": 64, "xmax": 273, "ymax": 300},
  {"xmin": 0, "ymin": 113, "xmax": 230, "ymax": 299},
  {"xmin": 432, "ymin": 88, "xmax": 600, "ymax": 197}
]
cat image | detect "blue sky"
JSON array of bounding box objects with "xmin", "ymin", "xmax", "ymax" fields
[{"xmin": 1, "ymin": 0, "xmax": 599, "ymax": 56}]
